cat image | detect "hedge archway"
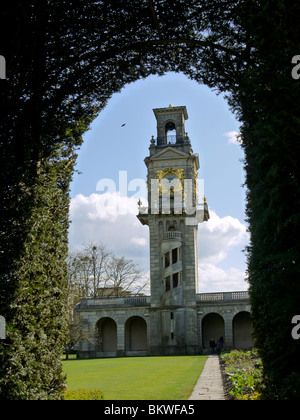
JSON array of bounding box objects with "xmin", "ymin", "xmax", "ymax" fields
[{"xmin": 1, "ymin": 0, "xmax": 300, "ymax": 400}]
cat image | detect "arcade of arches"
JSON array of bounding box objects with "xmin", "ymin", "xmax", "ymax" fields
[
  {"xmin": 95, "ymin": 315, "xmax": 148, "ymax": 356},
  {"xmin": 201, "ymin": 311, "xmax": 253, "ymax": 350},
  {"xmin": 78, "ymin": 308, "xmax": 253, "ymax": 358}
]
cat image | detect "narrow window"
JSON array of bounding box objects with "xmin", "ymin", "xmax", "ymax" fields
[
  {"xmin": 173, "ymin": 273, "xmax": 179, "ymax": 288},
  {"xmin": 172, "ymin": 248, "xmax": 178, "ymax": 264},
  {"xmin": 164, "ymin": 252, "xmax": 170, "ymax": 268},
  {"xmin": 166, "ymin": 276, "xmax": 170, "ymax": 292}
]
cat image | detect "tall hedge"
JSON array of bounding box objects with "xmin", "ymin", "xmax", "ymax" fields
[
  {"xmin": 0, "ymin": 156, "xmax": 71, "ymax": 399},
  {"xmin": 233, "ymin": 2, "xmax": 300, "ymax": 399}
]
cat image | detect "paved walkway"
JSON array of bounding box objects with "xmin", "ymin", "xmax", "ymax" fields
[{"xmin": 188, "ymin": 355, "xmax": 225, "ymax": 400}]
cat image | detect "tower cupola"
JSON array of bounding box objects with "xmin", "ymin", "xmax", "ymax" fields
[{"xmin": 150, "ymin": 105, "xmax": 191, "ymax": 156}]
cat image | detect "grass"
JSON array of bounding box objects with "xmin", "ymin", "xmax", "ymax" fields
[{"xmin": 63, "ymin": 355, "xmax": 207, "ymax": 400}]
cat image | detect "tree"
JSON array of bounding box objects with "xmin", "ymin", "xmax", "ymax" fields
[
  {"xmin": 67, "ymin": 242, "xmax": 148, "ymax": 299},
  {"xmin": 182, "ymin": 0, "xmax": 300, "ymax": 398},
  {"xmin": 105, "ymin": 256, "xmax": 149, "ymax": 297},
  {"xmin": 233, "ymin": 2, "xmax": 300, "ymax": 400},
  {"xmin": 66, "ymin": 243, "xmax": 149, "ymax": 358},
  {"xmin": 0, "ymin": 151, "xmax": 74, "ymax": 399},
  {"xmin": 65, "ymin": 312, "xmax": 95, "ymax": 361},
  {"xmin": 67, "ymin": 242, "xmax": 112, "ymax": 298}
]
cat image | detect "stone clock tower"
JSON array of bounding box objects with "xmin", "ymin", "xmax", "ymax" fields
[{"xmin": 137, "ymin": 105, "xmax": 209, "ymax": 355}]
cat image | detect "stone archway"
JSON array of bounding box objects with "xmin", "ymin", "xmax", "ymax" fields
[
  {"xmin": 233, "ymin": 311, "xmax": 253, "ymax": 349},
  {"xmin": 96, "ymin": 317, "xmax": 117, "ymax": 353},
  {"xmin": 125, "ymin": 316, "xmax": 147, "ymax": 352},
  {"xmin": 202, "ymin": 313, "xmax": 225, "ymax": 349}
]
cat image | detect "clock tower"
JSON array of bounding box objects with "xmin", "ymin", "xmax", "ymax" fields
[{"xmin": 137, "ymin": 105, "xmax": 209, "ymax": 355}]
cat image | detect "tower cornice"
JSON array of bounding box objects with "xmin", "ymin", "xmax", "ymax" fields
[{"xmin": 153, "ymin": 105, "xmax": 188, "ymax": 120}]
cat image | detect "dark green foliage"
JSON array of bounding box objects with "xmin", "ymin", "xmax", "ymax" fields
[
  {"xmin": 0, "ymin": 1, "xmax": 99, "ymax": 398},
  {"xmin": 186, "ymin": 0, "xmax": 300, "ymax": 399},
  {"xmin": 1, "ymin": 0, "xmax": 300, "ymax": 399},
  {"xmin": 0, "ymin": 146, "xmax": 81, "ymax": 399},
  {"xmin": 234, "ymin": 2, "xmax": 300, "ymax": 400}
]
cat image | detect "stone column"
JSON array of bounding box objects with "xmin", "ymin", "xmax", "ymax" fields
[
  {"xmin": 223, "ymin": 314, "xmax": 234, "ymax": 349},
  {"xmin": 117, "ymin": 322, "xmax": 125, "ymax": 357}
]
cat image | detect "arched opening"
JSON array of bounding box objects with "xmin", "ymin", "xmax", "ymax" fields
[
  {"xmin": 125, "ymin": 316, "xmax": 147, "ymax": 352},
  {"xmin": 202, "ymin": 313, "xmax": 225, "ymax": 349},
  {"xmin": 233, "ymin": 311, "xmax": 253, "ymax": 349},
  {"xmin": 68, "ymin": 74, "xmax": 247, "ymax": 295},
  {"xmin": 165, "ymin": 121, "xmax": 176, "ymax": 144},
  {"xmin": 96, "ymin": 317, "xmax": 117, "ymax": 353}
]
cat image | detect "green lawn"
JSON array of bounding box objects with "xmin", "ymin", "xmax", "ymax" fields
[{"xmin": 63, "ymin": 355, "xmax": 207, "ymax": 400}]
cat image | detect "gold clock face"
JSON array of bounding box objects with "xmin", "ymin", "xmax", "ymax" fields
[
  {"xmin": 162, "ymin": 175, "xmax": 183, "ymax": 196},
  {"xmin": 155, "ymin": 168, "xmax": 185, "ymax": 196},
  {"xmin": 164, "ymin": 174, "xmax": 177, "ymax": 182}
]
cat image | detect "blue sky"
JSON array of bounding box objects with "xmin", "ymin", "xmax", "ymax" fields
[{"xmin": 69, "ymin": 72, "xmax": 249, "ymax": 293}]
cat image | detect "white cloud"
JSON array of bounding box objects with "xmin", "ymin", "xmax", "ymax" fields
[
  {"xmin": 197, "ymin": 210, "xmax": 249, "ymax": 292},
  {"xmin": 224, "ymin": 130, "xmax": 241, "ymax": 145},
  {"xmin": 69, "ymin": 193, "xmax": 149, "ymax": 268},
  {"xmin": 131, "ymin": 236, "xmax": 148, "ymax": 247},
  {"xmin": 198, "ymin": 263, "xmax": 248, "ymax": 293},
  {"xmin": 69, "ymin": 192, "xmax": 139, "ymax": 222},
  {"xmin": 69, "ymin": 193, "xmax": 249, "ymax": 292},
  {"xmin": 197, "ymin": 209, "xmax": 249, "ymax": 264}
]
